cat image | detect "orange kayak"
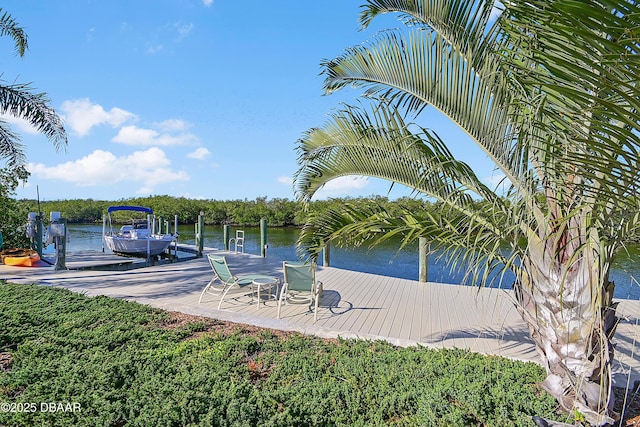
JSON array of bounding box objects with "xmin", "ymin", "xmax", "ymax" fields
[{"xmin": 1, "ymin": 249, "xmax": 41, "ymax": 267}]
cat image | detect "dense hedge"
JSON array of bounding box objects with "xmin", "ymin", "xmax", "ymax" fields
[
  {"xmin": 0, "ymin": 282, "xmax": 565, "ymax": 426},
  {"xmin": 15, "ymin": 195, "xmax": 435, "ymax": 227},
  {"xmin": 0, "ymin": 169, "xmax": 30, "ymax": 248}
]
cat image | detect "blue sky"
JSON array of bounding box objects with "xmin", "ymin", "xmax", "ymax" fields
[{"xmin": 3, "ymin": 0, "xmax": 498, "ymax": 202}]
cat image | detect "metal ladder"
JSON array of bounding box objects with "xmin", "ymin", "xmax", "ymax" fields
[{"xmin": 229, "ymin": 230, "xmax": 245, "ymax": 253}]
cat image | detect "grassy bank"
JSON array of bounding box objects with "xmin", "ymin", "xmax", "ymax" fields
[{"xmin": 0, "ymin": 281, "xmax": 566, "ymax": 426}]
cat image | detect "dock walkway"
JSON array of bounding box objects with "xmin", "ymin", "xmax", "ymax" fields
[{"xmin": 1, "ymin": 249, "xmax": 638, "ymax": 386}]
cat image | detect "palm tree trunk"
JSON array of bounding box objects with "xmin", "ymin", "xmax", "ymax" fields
[{"xmin": 514, "ymin": 245, "xmax": 619, "ymax": 426}]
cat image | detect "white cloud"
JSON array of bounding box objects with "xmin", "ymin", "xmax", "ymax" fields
[
  {"xmin": 187, "ymin": 147, "xmax": 210, "ymax": 160},
  {"xmin": 313, "ymin": 176, "xmax": 369, "ymax": 199},
  {"xmin": 203, "ymin": 0, "xmax": 214, "ymax": 7},
  {"xmin": 483, "ymin": 172, "xmax": 510, "ymax": 195},
  {"xmin": 61, "ymin": 98, "xmax": 137, "ymax": 136},
  {"xmin": 273, "ymin": 175, "xmax": 370, "ymax": 199},
  {"xmin": 136, "ymin": 186, "xmax": 154, "ymax": 195},
  {"xmin": 28, "ymin": 147, "xmax": 189, "ymax": 191},
  {"xmin": 155, "ymin": 119, "xmax": 191, "ymax": 132},
  {"xmin": 484, "ymin": 173, "xmax": 505, "ymax": 186},
  {"xmin": 112, "ymin": 125, "xmax": 198, "ymax": 146},
  {"xmin": 277, "ymin": 176, "xmax": 293, "ymax": 185},
  {"xmin": 180, "ymin": 192, "xmax": 207, "ymax": 200},
  {"xmin": 0, "ymin": 113, "xmax": 40, "ymax": 135},
  {"xmin": 30, "ymin": 150, "xmax": 117, "ymax": 185},
  {"xmin": 112, "ymin": 126, "xmax": 158, "ymax": 145}
]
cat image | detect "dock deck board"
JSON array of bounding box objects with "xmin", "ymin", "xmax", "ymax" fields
[{"xmin": 1, "ymin": 248, "xmax": 638, "ymax": 386}]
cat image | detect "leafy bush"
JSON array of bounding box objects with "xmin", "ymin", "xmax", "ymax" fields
[
  {"xmin": 0, "ymin": 169, "xmax": 30, "ymax": 248},
  {"xmin": 0, "ymin": 282, "xmax": 564, "ymax": 426},
  {"xmin": 17, "ymin": 195, "xmax": 436, "ymax": 228}
]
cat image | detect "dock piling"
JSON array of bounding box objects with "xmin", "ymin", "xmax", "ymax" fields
[
  {"xmin": 260, "ymin": 218, "xmax": 267, "ymax": 257},
  {"xmin": 323, "ymin": 242, "xmax": 331, "ymax": 267},
  {"xmin": 102, "ymin": 214, "xmax": 106, "ymax": 253},
  {"xmin": 419, "ymin": 237, "xmax": 430, "ymax": 282},
  {"xmin": 223, "ymin": 225, "xmax": 230, "ymax": 251},
  {"xmin": 195, "ymin": 212, "xmax": 204, "ymax": 257}
]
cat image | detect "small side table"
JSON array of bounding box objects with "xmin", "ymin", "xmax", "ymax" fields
[{"xmin": 251, "ymin": 277, "xmax": 279, "ymax": 309}]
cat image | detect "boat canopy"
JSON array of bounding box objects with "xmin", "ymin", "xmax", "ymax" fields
[{"xmin": 107, "ymin": 205, "xmax": 153, "ymax": 214}]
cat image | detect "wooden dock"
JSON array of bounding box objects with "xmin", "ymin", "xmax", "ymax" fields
[{"xmin": 1, "ymin": 249, "xmax": 638, "ymax": 387}]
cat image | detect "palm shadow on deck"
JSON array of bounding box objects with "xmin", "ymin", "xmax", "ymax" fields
[{"xmin": 421, "ymin": 326, "xmax": 538, "ymax": 359}]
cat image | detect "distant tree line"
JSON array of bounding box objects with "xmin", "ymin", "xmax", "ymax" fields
[
  {"xmin": 9, "ymin": 195, "xmax": 640, "ymax": 248},
  {"xmin": 14, "ymin": 195, "xmax": 436, "ymax": 227}
]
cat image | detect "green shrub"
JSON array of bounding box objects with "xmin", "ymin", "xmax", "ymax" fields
[{"xmin": 0, "ymin": 282, "xmax": 563, "ymax": 426}]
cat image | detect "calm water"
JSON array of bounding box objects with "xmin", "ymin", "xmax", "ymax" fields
[{"xmin": 64, "ymin": 223, "xmax": 640, "ymax": 300}]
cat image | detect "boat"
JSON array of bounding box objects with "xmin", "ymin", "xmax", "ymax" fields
[
  {"xmin": 103, "ymin": 206, "xmax": 177, "ymax": 257},
  {"xmin": 0, "ymin": 248, "xmax": 41, "ymax": 266}
]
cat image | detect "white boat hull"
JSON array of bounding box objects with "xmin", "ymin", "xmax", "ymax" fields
[{"xmin": 104, "ymin": 234, "xmax": 175, "ymax": 256}]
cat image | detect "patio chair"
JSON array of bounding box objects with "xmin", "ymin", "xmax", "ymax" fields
[
  {"xmin": 278, "ymin": 261, "xmax": 323, "ymax": 321},
  {"xmin": 199, "ymin": 254, "xmax": 258, "ymax": 309}
]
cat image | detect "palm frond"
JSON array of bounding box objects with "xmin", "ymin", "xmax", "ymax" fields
[
  {"xmin": 0, "ymin": 82, "xmax": 67, "ymax": 153},
  {"xmin": 359, "ymin": 0, "xmax": 497, "ymax": 65},
  {"xmin": 0, "ymin": 8, "xmax": 27, "ymax": 56},
  {"xmin": 294, "ymin": 102, "xmax": 530, "ymax": 283},
  {"xmin": 320, "ymin": 28, "xmax": 536, "ymax": 203},
  {"xmin": 498, "ymin": 0, "xmax": 640, "ymax": 208},
  {"xmin": 295, "ymin": 103, "xmax": 503, "ymax": 212},
  {"xmin": 0, "ymin": 119, "xmax": 25, "ymax": 171},
  {"xmin": 298, "ymin": 199, "xmax": 520, "ymax": 287}
]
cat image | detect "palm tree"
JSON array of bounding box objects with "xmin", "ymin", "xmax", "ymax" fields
[
  {"xmin": 0, "ymin": 8, "xmax": 67, "ymax": 179},
  {"xmin": 294, "ymin": 0, "xmax": 640, "ymax": 425}
]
